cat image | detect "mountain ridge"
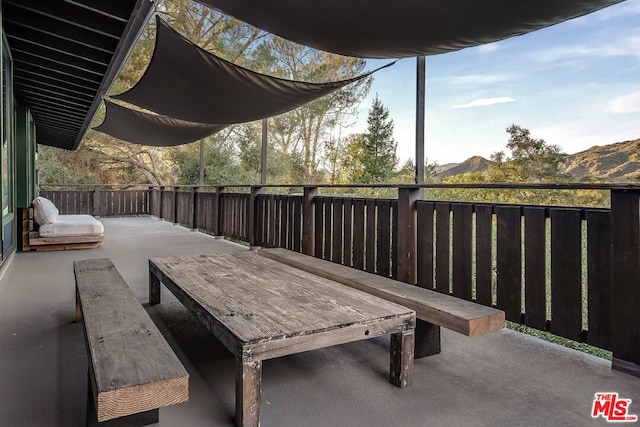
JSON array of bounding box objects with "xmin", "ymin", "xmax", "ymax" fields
[{"xmin": 435, "ymin": 138, "xmax": 640, "ymax": 181}]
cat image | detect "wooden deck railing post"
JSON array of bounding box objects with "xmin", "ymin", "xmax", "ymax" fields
[
  {"xmin": 249, "ymin": 186, "xmax": 265, "ymax": 248},
  {"xmin": 398, "ymin": 186, "xmax": 439, "ymax": 357},
  {"xmin": 397, "ymin": 187, "xmax": 419, "ymax": 284},
  {"xmin": 148, "ymin": 186, "xmax": 154, "ymax": 216},
  {"xmin": 93, "ymin": 186, "xmax": 101, "ymax": 217},
  {"xmin": 214, "ymin": 186, "xmax": 224, "ymax": 238},
  {"xmin": 192, "ymin": 186, "xmax": 200, "ymax": 231},
  {"xmin": 173, "ymin": 186, "xmax": 180, "ymax": 225},
  {"xmin": 159, "ymin": 186, "xmax": 165, "ymax": 220},
  {"xmin": 610, "ymin": 189, "xmax": 640, "ymax": 377},
  {"xmin": 302, "ymin": 187, "xmax": 318, "ymax": 256}
]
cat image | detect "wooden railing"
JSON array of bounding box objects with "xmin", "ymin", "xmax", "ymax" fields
[{"xmin": 39, "ymin": 183, "xmax": 640, "ymax": 375}]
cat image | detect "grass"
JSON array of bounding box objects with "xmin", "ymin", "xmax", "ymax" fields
[{"xmin": 507, "ymin": 322, "xmax": 612, "ymax": 360}]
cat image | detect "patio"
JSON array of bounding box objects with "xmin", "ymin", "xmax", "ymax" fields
[{"xmin": 0, "ymin": 216, "xmax": 637, "ymax": 426}]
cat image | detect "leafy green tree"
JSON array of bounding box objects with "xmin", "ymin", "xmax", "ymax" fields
[
  {"xmin": 486, "ymin": 124, "xmax": 570, "ymax": 183},
  {"xmin": 352, "ymin": 95, "xmax": 398, "ymax": 183}
]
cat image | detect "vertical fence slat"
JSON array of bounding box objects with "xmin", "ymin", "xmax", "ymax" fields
[
  {"xmin": 523, "ymin": 207, "xmax": 547, "ymax": 330},
  {"xmin": 391, "ymin": 200, "xmax": 398, "ymax": 280},
  {"xmin": 332, "ymin": 198, "xmax": 343, "ymax": 263},
  {"xmin": 376, "ymin": 200, "xmax": 391, "ymax": 277},
  {"xmin": 474, "ymin": 205, "xmax": 493, "ymax": 306},
  {"xmin": 435, "ymin": 202, "xmax": 450, "ymax": 294},
  {"xmin": 352, "ymin": 199, "xmax": 365, "ymax": 270},
  {"xmin": 586, "ymin": 210, "xmax": 611, "ymax": 350},
  {"xmin": 452, "ymin": 203, "xmax": 473, "ymax": 301},
  {"xmin": 323, "ymin": 198, "xmax": 332, "ymax": 260},
  {"xmin": 293, "ymin": 197, "xmax": 302, "ymax": 253},
  {"xmin": 343, "ymin": 199, "xmax": 353, "ymax": 267},
  {"xmin": 550, "ymin": 208, "xmax": 583, "ymax": 342},
  {"xmin": 365, "ymin": 199, "xmax": 376, "ymax": 273},
  {"xmin": 496, "ymin": 206, "xmax": 522, "ymax": 322},
  {"xmin": 314, "ymin": 197, "xmax": 323, "ymax": 258},
  {"xmin": 417, "ymin": 201, "xmax": 434, "ymax": 289}
]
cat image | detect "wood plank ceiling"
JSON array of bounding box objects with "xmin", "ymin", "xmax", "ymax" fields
[{"xmin": 3, "ymin": 0, "xmax": 155, "ymax": 149}]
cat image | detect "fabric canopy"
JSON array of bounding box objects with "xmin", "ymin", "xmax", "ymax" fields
[
  {"xmin": 93, "ymin": 100, "xmax": 226, "ymax": 146},
  {"xmin": 196, "ymin": 0, "xmax": 624, "ymax": 58},
  {"xmin": 114, "ymin": 17, "xmax": 391, "ymax": 124}
]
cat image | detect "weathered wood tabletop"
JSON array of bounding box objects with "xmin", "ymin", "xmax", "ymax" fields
[{"xmin": 149, "ymin": 251, "xmax": 415, "ymax": 427}]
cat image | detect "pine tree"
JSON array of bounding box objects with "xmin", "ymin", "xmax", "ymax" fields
[{"xmin": 353, "ymin": 95, "xmax": 397, "ymax": 183}]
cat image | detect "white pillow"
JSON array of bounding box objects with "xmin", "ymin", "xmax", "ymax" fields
[{"xmin": 32, "ymin": 197, "xmax": 59, "ymax": 225}]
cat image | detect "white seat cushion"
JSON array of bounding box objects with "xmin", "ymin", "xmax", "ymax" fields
[
  {"xmin": 32, "ymin": 197, "xmax": 59, "ymax": 225},
  {"xmin": 38, "ymin": 215, "xmax": 104, "ymax": 237}
]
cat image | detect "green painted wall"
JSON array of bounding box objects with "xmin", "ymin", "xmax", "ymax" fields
[{"xmin": 15, "ymin": 105, "xmax": 35, "ymax": 208}]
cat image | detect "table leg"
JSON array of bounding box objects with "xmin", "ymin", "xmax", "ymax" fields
[
  {"xmin": 390, "ymin": 330, "xmax": 414, "ymax": 388},
  {"xmin": 236, "ymin": 358, "xmax": 262, "ymax": 427},
  {"xmin": 149, "ymin": 271, "xmax": 161, "ymax": 305}
]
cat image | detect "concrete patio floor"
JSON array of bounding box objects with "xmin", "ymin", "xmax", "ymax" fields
[{"xmin": 0, "ymin": 217, "xmax": 637, "ymax": 427}]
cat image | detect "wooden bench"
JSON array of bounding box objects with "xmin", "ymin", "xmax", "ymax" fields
[
  {"xmin": 258, "ymin": 248, "xmax": 505, "ymax": 358},
  {"xmin": 74, "ymin": 258, "xmax": 189, "ymax": 426}
]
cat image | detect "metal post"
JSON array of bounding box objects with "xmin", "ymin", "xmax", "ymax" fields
[
  {"xmin": 261, "ymin": 118, "xmax": 268, "ymax": 185},
  {"xmin": 415, "ymin": 56, "xmax": 426, "ymax": 198},
  {"xmin": 199, "ymin": 138, "xmax": 205, "ymax": 186}
]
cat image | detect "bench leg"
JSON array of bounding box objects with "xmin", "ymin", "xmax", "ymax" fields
[
  {"xmin": 236, "ymin": 359, "xmax": 262, "ymax": 427},
  {"xmin": 87, "ymin": 372, "xmax": 159, "ymax": 427},
  {"xmin": 415, "ymin": 319, "xmax": 441, "ymax": 359},
  {"xmin": 390, "ymin": 330, "xmax": 414, "ymax": 388},
  {"xmin": 149, "ymin": 272, "xmax": 161, "ymax": 305}
]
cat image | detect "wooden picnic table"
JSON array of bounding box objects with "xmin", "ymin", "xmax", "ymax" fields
[{"xmin": 149, "ymin": 251, "xmax": 416, "ymax": 427}]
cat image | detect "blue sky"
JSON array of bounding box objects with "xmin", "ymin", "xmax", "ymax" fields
[{"xmin": 354, "ymin": 0, "xmax": 640, "ymax": 165}]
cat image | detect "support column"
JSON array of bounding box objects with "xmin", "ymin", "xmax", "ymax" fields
[
  {"xmin": 415, "ymin": 56, "xmax": 426, "ymax": 199},
  {"xmin": 199, "ymin": 138, "xmax": 205, "ymax": 186},
  {"xmin": 261, "ymin": 118, "xmax": 268, "ymax": 185}
]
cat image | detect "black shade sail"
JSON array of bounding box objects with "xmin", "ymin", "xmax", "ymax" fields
[
  {"xmin": 196, "ymin": 0, "xmax": 624, "ymax": 58},
  {"xmin": 93, "ymin": 101, "xmax": 226, "ymax": 146},
  {"xmin": 113, "ymin": 17, "xmax": 393, "ymax": 124}
]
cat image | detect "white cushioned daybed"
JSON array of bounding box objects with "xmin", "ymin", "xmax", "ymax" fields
[{"xmin": 27, "ymin": 196, "xmax": 104, "ymax": 251}]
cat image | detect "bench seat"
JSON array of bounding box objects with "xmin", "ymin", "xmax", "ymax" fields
[
  {"xmin": 258, "ymin": 248, "xmax": 505, "ymax": 356},
  {"xmin": 74, "ymin": 258, "xmax": 188, "ymax": 425}
]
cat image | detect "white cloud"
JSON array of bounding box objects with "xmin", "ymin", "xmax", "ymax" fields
[
  {"xmin": 449, "ymin": 74, "xmax": 514, "ymax": 85},
  {"xmin": 530, "ymin": 34, "xmax": 640, "ymax": 62},
  {"xmin": 450, "ymin": 97, "xmax": 516, "ymax": 109},
  {"xmin": 475, "ymin": 43, "xmax": 501, "ymax": 54},
  {"xmin": 605, "ymin": 91, "xmax": 640, "ymax": 113}
]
